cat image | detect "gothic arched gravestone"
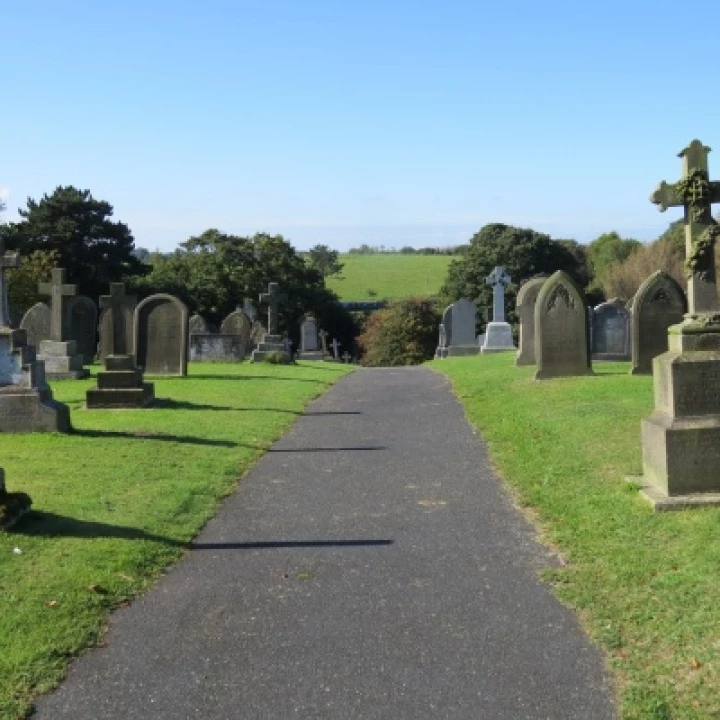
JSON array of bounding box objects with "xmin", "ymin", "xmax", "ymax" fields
[
  {"xmin": 630, "ymin": 271, "xmax": 686, "ymax": 375},
  {"xmin": 534, "ymin": 271, "xmax": 592, "ymax": 380},
  {"xmin": 20, "ymin": 302, "xmax": 51, "ymax": 349},
  {"xmin": 515, "ymin": 276, "xmax": 547, "ymax": 366},
  {"xmin": 134, "ymin": 294, "xmax": 188, "ymax": 376}
]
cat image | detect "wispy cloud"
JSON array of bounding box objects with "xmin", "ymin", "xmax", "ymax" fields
[{"xmin": 0, "ymin": 188, "xmax": 9, "ymax": 203}]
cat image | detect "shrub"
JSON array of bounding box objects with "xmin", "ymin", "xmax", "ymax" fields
[{"xmin": 358, "ymin": 297, "xmax": 440, "ymax": 367}]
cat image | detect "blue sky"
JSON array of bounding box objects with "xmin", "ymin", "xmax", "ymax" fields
[{"xmin": 2, "ymin": 0, "xmax": 719, "ymax": 252}]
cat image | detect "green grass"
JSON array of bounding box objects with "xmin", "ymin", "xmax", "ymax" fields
[
  {"xmin": 431, "ymin": 354, "xmax": 720, "ymax": 720},
  {"xmin": 326, "ymin": 253, "xmax": 452, "ymax": 301},
  {"xmin": 0, "ymin": 361, "xmax": 353, "ymax": 719}
]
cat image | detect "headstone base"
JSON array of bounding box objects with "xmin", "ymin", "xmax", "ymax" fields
[
  {"xmin": 627, "ymin": 475, "xmax": 720, "ymax": 511},
  {"xmin": 297, "ymin": 351, "xmax": 326, "ymax": 361},
  {"xmin": 86, "ymin": 355, "xmax": 155, "ymax": 408},
  {"xmin": 0, "ymin": 385, "xmax": 71, "ymax": 432},
  {"xmin": 251, "ymin": 335, "xmax": 290, "ymax": 363},
  {"xmin": 434, "ymin": 347, "xmax": 448, "ymax": 359},
  {"xmin": 669, "ymin": 318, "xmax": 720, "ymax": 351},
  {"xmin": 0, "ymin": 471, "xmax": 32, "ymax": 530},
  {"xmin": 481, "ymin": 322, "xmax": 516, "ymax": 353},
  {"xmin": 37, "ymin": 340, "xmax": 89, "ymax": 379}
]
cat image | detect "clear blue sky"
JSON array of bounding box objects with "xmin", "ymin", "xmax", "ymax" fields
[{"xmin": 2, "ymin": 0, "xmax": 719, "ymax": 252}]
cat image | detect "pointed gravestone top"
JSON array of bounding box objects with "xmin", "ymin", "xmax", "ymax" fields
[
  {"xmin": 650, "ymin": 139, "xmax": 720, "ymax": 316},
  {"xmin": 486, "ymin": 266, "xmax": 511, "ymax": 323},
  {"xmin": 259, "ymin": 282, "xmax": 287, "ymax": 336},
  {"xmin": 38, "ymin": 268, "xmax": 78, "ymax": 342},
  {"xmin": 0, "ymin": 237, "xmax": 21, "ymax": 329}
]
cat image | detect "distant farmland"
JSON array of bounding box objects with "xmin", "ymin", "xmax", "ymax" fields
[{"xmin": 326, "ymin": 254, "xmax": 453, "ymax": 301}]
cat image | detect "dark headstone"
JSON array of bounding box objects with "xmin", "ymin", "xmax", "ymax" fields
[
  {"xmin": 515, "ymin": 276, "xmax": 547, "ymax": 366},
  {"xmin": 20, "ymin": 302, "xmax": 51, "ymax": 349},
  {"xmin": 592, "ymin": 299, "xmax": 630, "ymax": 361},
  {"xmin": 630, "ymin": 271, "xmax": 686, "ymax": 375},
  {"xmin": 99, "ymin": 303, "xmax": 136, "ymax": 362},
  {"xmin": 134, "ymin": 294, "xmax": 188, "ymax": 376},
  {"xmin": 66, "ymin": 296, "xmax": 98, "ymax": 364},
  {"xmin": 534, "ymin": 271, "xmax": 593, "ymax": 380},
  {"xmin": 220, "ymin": 309, "xmax": 252, "ymax": 350},
  {"xmin": 444, "ymin": 298, "xmax": 479, "ymax": 356}
]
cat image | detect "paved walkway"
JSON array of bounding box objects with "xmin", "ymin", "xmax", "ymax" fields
[{"xmin": 35, "ymin": 368, "xmax": 615, "ymax": 719}]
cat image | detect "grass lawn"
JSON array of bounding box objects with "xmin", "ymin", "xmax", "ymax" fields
[
  {"xmin": 0, "ymin": 360, "xmax": 353, "ymax": 720},
  {"xmin": 326, "ymin": 253, "xmax": 452, "ymax": 301},
  {"xmin": 431, "ymin": 353, "xmax": 720, "ymax": 720}
]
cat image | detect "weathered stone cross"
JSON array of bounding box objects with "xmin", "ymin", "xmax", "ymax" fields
[
  {"xmin": 331, "ymin": 337, "xmax": 341, "ymax": 359},
  {"xmin": 318, "ymin": 329, "xmax": 329, "ymax": 354},
  {"xmin": 259, "ymin": 282, "xmax": 287, "ymax": 336},
  {"xmin": 39, "ymin": 268, "xmax": 78, "ymax": 342},
  {"xmin": 486, "ymin": 266, "xmax": 511, "ymax": 323},
  {"xmin": 341, "ymin": 351, "xmax": 351, "ymax": 363},
  {"xmin": 100, "ymin": 283, "xmax": 136, "ymax": 356},
  {"xmin": 0, "ymin": 237, "xmax": 21, "ymax": 329},
  {"xmin": 651, "ymin": 139, "xmax": 720, "ymax": 315}
]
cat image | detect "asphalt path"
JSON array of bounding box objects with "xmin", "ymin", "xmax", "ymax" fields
[{"xmin": 34, "ymin": 367, "xmax": 616, "ymax": 719}]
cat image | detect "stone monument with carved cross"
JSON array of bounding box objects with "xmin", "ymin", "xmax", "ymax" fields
[
  {"xmin": 481, "ymin": 266, "xmax": 516, "ymax": 353},
  {"xmin": 0, "ymin": 242, "xmax": 70, "ymax": 432},
  {"xmin": 36, "ymin": 268, "xmax": 88, "ymax": 379},
  {"xmin": 635, "ymin": 139, "xmax": 720, "ymax": 508},
  {"xmin": 251, "ymin": 282, "xmax": 291, "ymax": 363},
  {"xmin": 86, "ymin": 283, "xmax": 155, "ymax": 408}
]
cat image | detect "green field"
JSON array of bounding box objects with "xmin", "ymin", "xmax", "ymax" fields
[
  {"xmin": 326, "ymin": 253, "xmax": 453, "ymax": 301},
  {"xmin": 0, "ymin": 361, "xmax": 353, "ymax": 719},
  {"xmin": 432, "ymin": 354, "xmax": 720, "ymax": 720}
]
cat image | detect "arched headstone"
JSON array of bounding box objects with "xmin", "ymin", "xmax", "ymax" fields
[
  {"xmin": 443, "ymin": 298, "xmax": 479, "ymax": 356},
  {"xmin": 189, "ymin": 314, "xmax": 210, "ymax": 335},
  {"xmin": 66, "ymin": 296, "xmax": 98, "ymax": 364},
  {"xmin": 220, "ymin": 308, "xmax": 252, "ymax": 345},
  {"xmin": 20, "ymin": 302, "xmax": 51, "ymax": 349},
  {"xmin": 592, "ymin": 298, "xmax": 630, "ymax": 361},
  {"xmin": 515, "ymin": 276, "xmax": 547, "ymax": 366},
  {"xmin": 535, "ymin": 271, "xmax": 592, "ymax": 380},
  {"xmin": 630, "ymin": 271, "xmax": 686, "ymax": 375},
  {"xmin": 134, "ymin": 294, "xmax": 188, "ymax": 376}
]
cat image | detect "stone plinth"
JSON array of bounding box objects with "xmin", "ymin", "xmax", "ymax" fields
[
  {"xmin": 251, "ymin": 334, "xmax": 290, "ymax": 363},
  {"xmin": 481, "ymin": 322, "xmax": 516, "ymax": 353},
  {"xmin": 297, "ymin": 350, "xmax": 326, "ymax": 361},
  {"xmin": 638, "ymin": 347, "xmax": 720, "ymax": 508},
  {"xmin": 38, "ymin": 340, "xmax": 89, "ymax": 380},
  {"xmin": 86, "ymin": 355, "xmax": 155, "ymax": 409},
  {"xmin": 0, "ymin": 329, "xmax": 71, "ymax": 433}
]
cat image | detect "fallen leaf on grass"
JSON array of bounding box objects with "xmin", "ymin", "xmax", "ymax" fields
[{"xmin": 45, "ymin": 600, "xmax": 57, "ymax": 607}]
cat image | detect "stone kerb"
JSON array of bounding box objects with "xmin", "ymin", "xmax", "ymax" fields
[
  {"xmin": 515, "ymin": 276, "xmax": 547, "ymax": 366},
  {"xmin": 534, "ymin": 271, "xmax": 593, "ymax": 380},
  {"xmin": 134, "ymin": 294, "xmax": 189, "ymax": 376},
  {"xmin": 630, "ymin": 271, "xmax": 686, "ymax": 375}
]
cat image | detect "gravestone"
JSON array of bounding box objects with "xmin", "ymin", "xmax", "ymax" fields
[
  {"xmin": 251, "ymin": 282, "xmax": 290, "ymax": 363},
  {"xmin": 482, "ymin": 266, "xmax": 516, "ymax": 353},
  {"xmin": 592, "ymin": 299, "xmax": 630, "ymax": 361},
  {"xmin": 297, "ymin": 314, "xmax": 324, "ymax": 360},
  {"xmin": 0, "ymin": 243, "xmax": 70, "ymax": 431},
  {"xmin": 99, "ymin": 297, "xmax": 136, "ymax": 362},
  {"xmin": 515, "ymin": 276, "xmax": 547, "ymax": 366},
  {"xmin": 630, "ymin": 271, "xmax": 686, "ymax": 375},
  {"xmin": 330, "ymin": 337, "xmax": 342, "ymax": 361},
  {"xmin": 534, "ymin": 271, "xmax": 592, "ymax": 380},
  {"xmin": 190, "ymin": 335, "xmax": 245, "ymax": 362},
  {"xmin": 443, "ymin": 298, "xmax": 479, "ymax": 356},
  {"xmin": 86, "ymin": 283, "xmax": 154, "ymax": 408},
  {"xmin": 20, "ymin": 302, "xmax": 51, "ymax": 349},
  {"xmin": 243, "ymin": 298, "xmax": 258, "ymax": 323},
  {"xmin": 134, "ymin": 294, "xmax": 188, "ymax": 376},
  {"xmin": 220, "ymin": 308, "xmax": 252, "ymax": 351},
  {"xmin": 635, "ymin": 140, "xmax": 720, "ymax": 508},
  {"xmin": 36, "ymin": 268, "xmax": 88, "ymax": 379},
  {"xmin": 0, "ymin": 468, "xmax": 32, "ymax": 530},
  {"xmin": 66, "ymin": 296, "xmax": 97, "ymax": 364},
  {"xmin": 319, "ymin": 329, "xmax": 329, "ymax": 357},
  {"xmin": 189, "ymin": 314, "xmax": 210, "ymax": 336},
  {"xmin": 342, "ymin": 351, "xmax": 352, "ymax": 363}
]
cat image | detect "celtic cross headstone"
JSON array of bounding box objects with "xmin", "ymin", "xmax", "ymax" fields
[
  {"xmin": 38, "ymin": 268, "xmax": 78, "ymax": 342},
  {"xmin": 0, "ymin": 238, "xmax": 20, "ymax": 329},
  {"xmin": 486, "ymin": 266, "xmax": 511, "ymax": 323},
  {"xmin": 650, "ymin": 139, "xmax": 720, "ymax": 316}
]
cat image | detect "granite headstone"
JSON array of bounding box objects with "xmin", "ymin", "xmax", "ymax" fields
[{"xmin": 134, "ymin": 294, "xmax": 189, "ymax": 376}]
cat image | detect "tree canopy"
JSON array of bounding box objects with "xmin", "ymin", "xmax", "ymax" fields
[
  {"xmin": 306, "ymin": 244, "xmax": 344, "ymax": 281},
  {"xmin": 1, "ymin": 186, "xmax": 146, "ymax": 300}
]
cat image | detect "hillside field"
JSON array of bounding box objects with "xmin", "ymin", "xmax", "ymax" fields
[{"xmin": 326, "ymin": 253, "xmax": 453, "ymax": 301}]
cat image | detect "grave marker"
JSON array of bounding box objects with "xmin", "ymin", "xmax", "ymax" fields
[
  {"xmin": 515, "ymin": 276, "xmax": 546, "ymax": 365},
  {"xmin": 134, "ymin": 294, "xmax": 188, "ymax": 376},
  {"xmin": 251, "ymin": 282, "xmax": 290, "ymax": 363},
  {"xmin": 592, "ymin": 299, "xmax": 630, "ymax": 361},
  {"xmin": 481, "ymin": 266, "xmax": 516, "ymax": 353}
]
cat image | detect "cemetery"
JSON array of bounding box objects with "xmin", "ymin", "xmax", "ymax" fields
[{"xmin": 2, "ymin": 139, "xmax": 720, "ymax": 718}]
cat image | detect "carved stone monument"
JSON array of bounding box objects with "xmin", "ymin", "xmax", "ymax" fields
[
  {"xmin": 534, "ymin": 271, "xmax": 592, "ymax": 380},
  {"xmin": 481, "ymin": 266, "xmax": 516, "ymax": 353},
  {"xmin": 220, "ymin": 307, "xmax": 252, "ymax": 356},
  {"xmin": 636, "ymin": 140, "xmax": 720, "ymax": 508},
  {"xmin": 297, "ymin": 314, "xmax": 324, "ymax": 361},
  {"xmin": 515, "ymin": 276, "xmax": 547, "ymax": 366},
  {"xmin": 134, "ymin": 294, "xmax": 188, "ymax": 376},
  {"xmin": 0, "ymin": 243, "xmax": 70, "ymax": 431},
  {"xmin": 86, "ymin": 284, "xmax": 154, "ymax": 408},
  {"xmin": 630, "ymin": 271, "xmax": 686, "ymax": 375},
  {"xmin": 19, "ymin": 302, "xmax": 50, "ymax": 349},
  {"xmin": 330, "ymin": 337, "xmax": 342, "ymax": 362},
  {"xmin": 251, "ymin": 282, "xmax": 290, "ymax": 363},
  {"xmin": 443, "ymin": 298, "xmax": 480, "ymax": 356},
  {"xmin": 591, "ymin": 299, "xmax": 630, "ymax": 361}
]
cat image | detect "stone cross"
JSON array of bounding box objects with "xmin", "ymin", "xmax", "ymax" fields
[
  {"xmin": 486, "ymin": 266, "xmax": 511, "ymax": 323},
  {"xmin": 259, "ymin": 282, "xmax": 287, "ymax": 336},
  {"xmin": 331, "ymin": 338, "xmax": 342, "ymax": 360},
  {"xmin": 100, "ymin": 283, "xmax": 136, "ymax": 356},
  {"xmin": 38, "ymin": 268, "xmax": 78, "ymax": 342},
  {"xmin": 342, "ymin": 351, "xmax": 351, "ymax": 363},
  {"xmin": 0, "ymin": 237, "xmax": 21, "ymax": 329},
  {"xmin": 651, "ymin": 139, "xmax": 720, "ymax": 315},
  {"xmin": 318, "ymin": 329, "xmax": 329, "ymax": 354}
]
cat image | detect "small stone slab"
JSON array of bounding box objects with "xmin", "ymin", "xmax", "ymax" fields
[{"xmin": 627, "ymin": 475, "xmax": 720, "ymax": 511}]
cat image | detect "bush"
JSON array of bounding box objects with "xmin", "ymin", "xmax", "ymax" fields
[{"xmin": 358, "ymin": 297, "xmax": 440, "ymax": 367}]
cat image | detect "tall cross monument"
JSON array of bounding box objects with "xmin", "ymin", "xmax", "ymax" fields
[
  {"xmin": 651, "ymin": 139, "xmax": 720, "ymax": 318},
  {"xmin": 38, "ymin": 268, "xmax": 78, "ymax": 341},
  {"xmin": 0, "ymin": 238, "xmax": 20, "ymax": 329},
  {"xmin": 486, "ymin": 266, "xmax": 511, "ymax": 322},
  {"xmin": 259, "ymin": 282, "xmax": 287, "ymax": 336},
  {"xmin": 99, "ymin": 283, "xmax": 136, "ymax": 357}
]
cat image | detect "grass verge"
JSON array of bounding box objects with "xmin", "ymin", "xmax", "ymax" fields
[
  {"xmin": 431, "ymin": 354, "xmax": 720, "ymax": 720},
  {"xmin": 0, "ymin": 360, "xmax": 353, "ymax": 719}
]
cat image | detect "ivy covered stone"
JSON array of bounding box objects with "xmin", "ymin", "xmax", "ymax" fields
[{"xmin": 686, "ymin": 224, "xmax": 720, "ymax": 280}]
